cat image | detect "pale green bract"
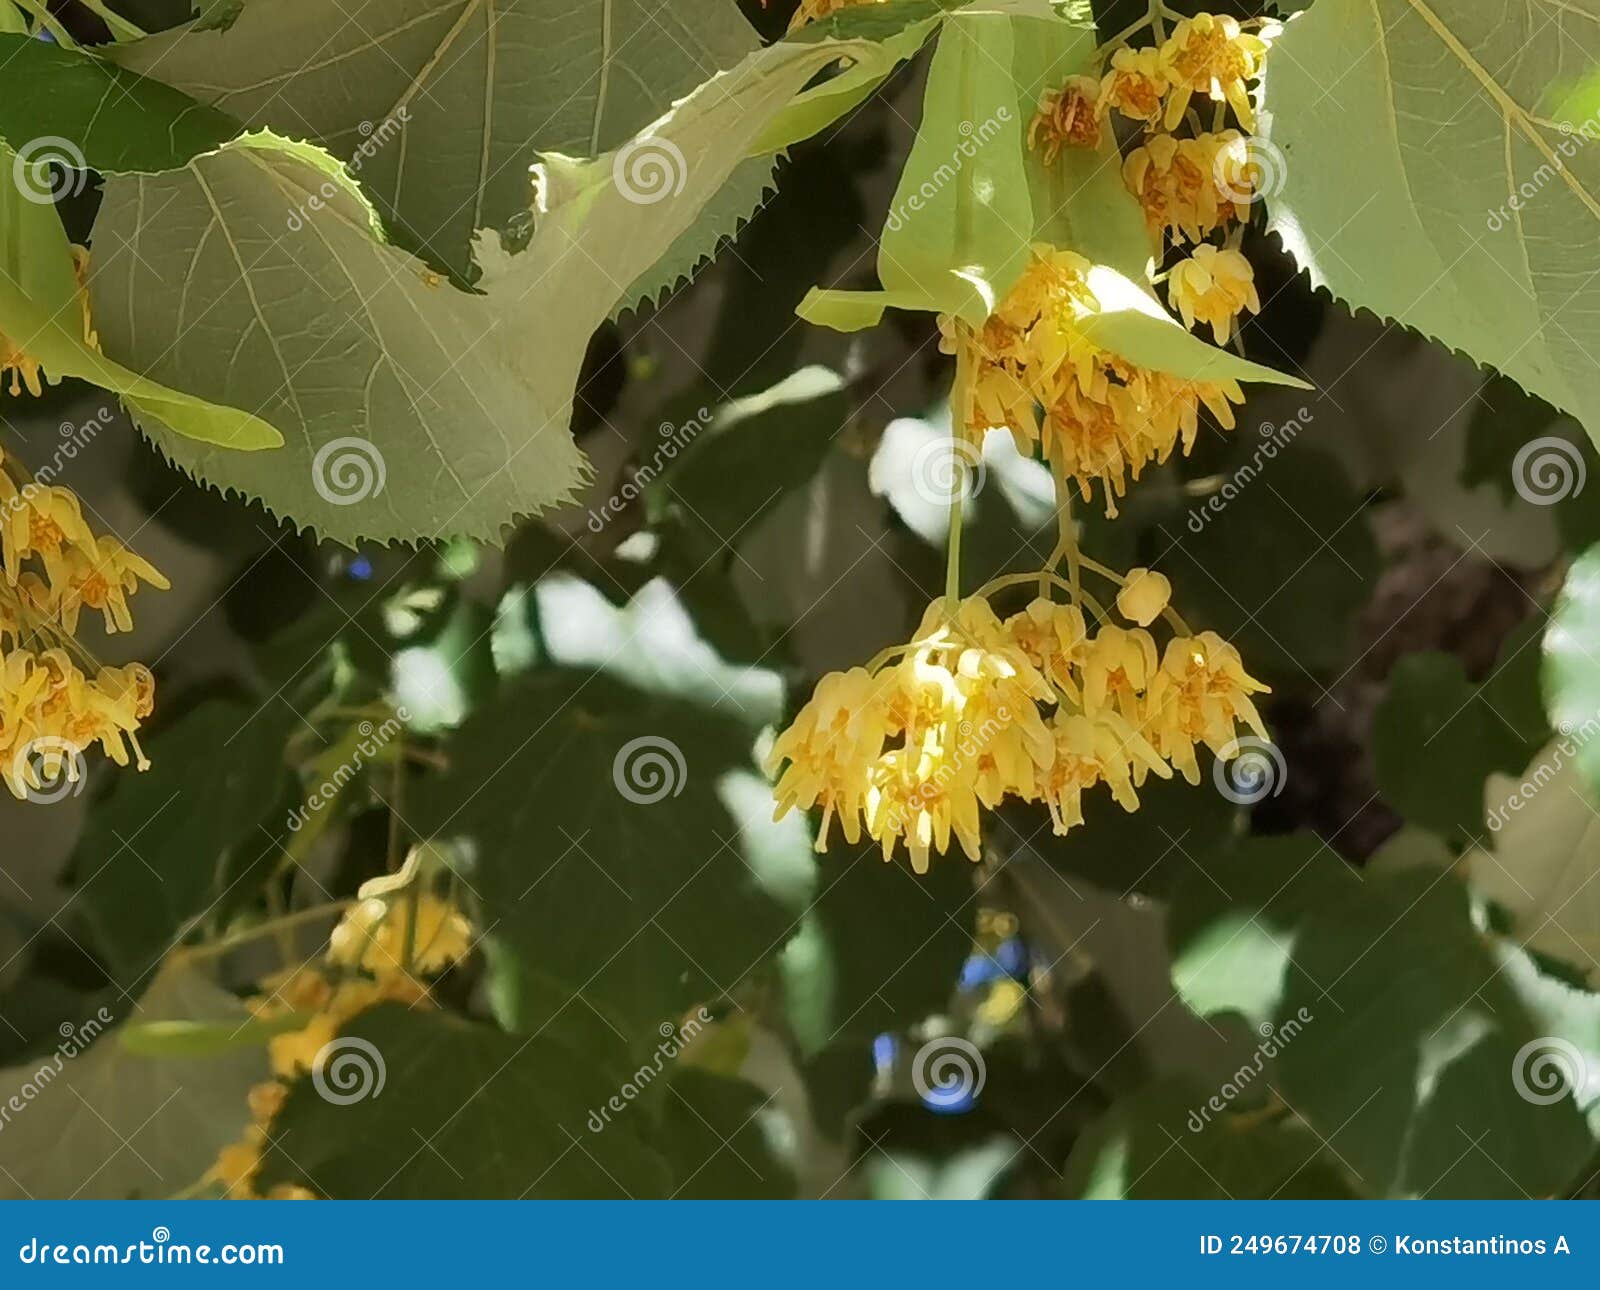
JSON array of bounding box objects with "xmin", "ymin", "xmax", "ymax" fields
[
  {"xmin": 800, "ymin": 3, "xmax": 1306, "ymax": 390},
  {"xmin": 91, "ymin": 31, "xmax": 921, "ymax": 545},
  {"xmin": 111, "ymin": 0, "xmax": 775, "ymax": 297},
  {"xmin": 1262, "ymin": 0, "xmax": 1600, "ymax": 443}
]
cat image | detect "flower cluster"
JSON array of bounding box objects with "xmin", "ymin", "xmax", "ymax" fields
[
  {"xmin": 0, "ymin": 447, "xmax": 167, "ymax": 800},
  {"xmin": 1103, "ymin": 14, "xmax": 1275, "ymax": 339},
  {"xmin": 939, "ymin": 246, "xmax": 1245, "ymax": 515},
  {"xmin": 205, "ymin": 888, "xmax": 475, "ymax": 1199},
  {"xmin": 767, "ymin": 575, "xmax": 1268, "ymax": 872}
]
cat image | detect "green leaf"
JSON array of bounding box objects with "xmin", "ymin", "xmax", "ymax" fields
[
  {"xmin": 781, "ymin": 843, "xmax": 972, "ymax": 1058},
  {"xmin": 112, "ymin": 0, "xmax": 769, "ymax": 288},
  {"xmin": 412, "ymin": 672, "xmax": 809, "ymax": 1042},
  {"xmin": 646, "ymin": 367, "xmax": 850, "ymax": 569},
  {"xmin": 1062, "ymin": 1077, "xmax": 1356, "ymax": 1199},
  {"xmin": 1373, "ymin": 646, "xmax": 1545, "ymax": 844},
  {"xmin": 0, "ymin": 152, "xmax": 280, "ymax": 450},
  {"xmin": 654, "ymin": 1069, "xmax": 797, "ymax": 1198},
  {"xmin": 1169, "ymin": 835, "xmax": 1600, "ymax": 1198},
  {"xmin": 0, "ymin": 35, "xmax": 240, "ymax": 172},
  {"xmin": 74, "ymin": 699, "xmax": 298, "ymax": 985},
  {"xmin": 255, "ymin": 1004, "xmax": 668, "ymax": 1199},
  {"xmin": 1471, "ymin": 740, "xmax": 1600, "ymax": 977},
  {"xmin": 0, "ymin": 961, "xmax": 266, "ymax": 1200},
  {"xmin": 92, "ymin": 24, "xmax": 921, "ymax": 544},
  {"xmin": 1546, "ymin": 543, "xmax": 1600, "ymax": 793},
  {"xmin": 1165, "ymin": 444, "xmax": 1377, "ymax": 676},
  {"xmin": 1261, "ymin": 0, "xmax": 1600, "ymax": 446},
  {"xmin": 1000, "ymin": 766, "xmax": 1238, "ymax": 900}
]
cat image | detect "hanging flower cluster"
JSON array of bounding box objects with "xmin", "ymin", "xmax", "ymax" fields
[
  {"xmin": 767, "ymin": 571, "xmax": 1268, "ymax": 873},
  {"xmin": 205, "ymin": 885, "xmax": 475, "ymax": 1199},
  {"xmin": 1102, "ymin": 13, "xmax": 1274, "ymax": 337},
  {"xmin": 768, "ymin": 11, "xmax": 1280, "ymax": 873},
  {"xmin": 939, "ymin": 247, "xmax": 1245, "ymax": 516},
  {"xmin": 0, "ymin": 444, "xmax": 168, "ymax": 800}
]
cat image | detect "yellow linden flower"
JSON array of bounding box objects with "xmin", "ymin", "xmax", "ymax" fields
[
  {"xmin": 1099, "ymin": 47, "xmax": 1168, "ymax": 124},
  {"xmin": 1004, "ymin": 598, "xmax": 1089, "ymax": 702},
  {"xmin": 1041, "ymin": 711, "xmax": 1171, "ymax": 834},
  {"xmin": 1168, "ymin": 245, "xmax": 1261, "ymax": 344},
  {"xmin": 767, "ymin": 665, "xmax": 892, "ymax": 850},
  {"xmin": 1158, "ymin": 13, "xmax": 1269, "ymax": 132},
  {"xmin": 208, "ymin": 1139, "xmax": 262, "ymax": 1200},
  {"xmin": 1081, "ymin": 626, "xmax": 1160, "ymax": 725},
  {"xmin": 1144, "ymin": 631, "xmax": 1271, "ymax": 783},
  {"xmin": 1116, "ymin": 568, "xmax": 1172, "ymax": 627},
  {"xmin": 327, "ymin": 891, "xmax": 474, "ymax": 977},
  {"xmin": 1123, "ymin": 134, "xmax": 1228, "ymax": 243},
  {"xmin": 1029, "ymin": 76, "xmax": 1102, "ymax": 163},
  {"xmin": 268, "ymin": 1012, "xmax": 339, "ymax": 1080}
]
